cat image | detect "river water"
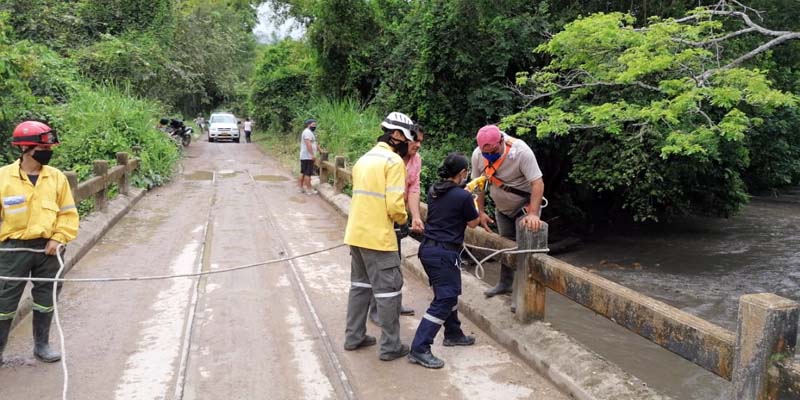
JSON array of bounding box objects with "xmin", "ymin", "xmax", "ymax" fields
[
  {"xmin": 557, "ymin": 194, "xmax": 800, "ymax": 399},
  {"xmin": 476, "ymin": 192, "xmax": 800, "ymax": 399}
]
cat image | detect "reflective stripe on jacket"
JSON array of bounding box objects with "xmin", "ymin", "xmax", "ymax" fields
[
  {"xmin": 0, "ymin": 160, "xmax": 79, "ymax": 243},
  {"xmin": 344, "ymin": 142, "xmax": 407, "ymax": 251}
]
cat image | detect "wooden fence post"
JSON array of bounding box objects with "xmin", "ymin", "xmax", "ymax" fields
[
  {"xmin": 319, "ymin": 151, "xmax": 330, "ymax": 184},
  {"xmin": 65, "ymin": 171, "xmax": 78, "ymax": 202},
  {"xmin": 514, "ymin": 220, "xmax": 549, "ymax": 322},
  {"xmin": 116, "ymin": 152, "xmax": 130, "ymax": 195},
  {"xmin": 93, "ymin": 160, "xmax": 109, "ymax": 211},
  {"xmin": 334, "ymin": 156, "xmax": 346, "ymax": 194},
  {"xmin": 732, "ymin": 293, "xmax": 799, "ymax": 400}
]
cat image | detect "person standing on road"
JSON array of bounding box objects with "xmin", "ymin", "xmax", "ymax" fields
[
  {"xmin": 343, "ymin": 111, "xmax": 415, "ymax": 361},
  {"xmin": 367, "ymin": 124, "xmax": 426, "ymax": 323},
  {"xmin": 194, "ymin": 113, "xmax": 206, "ymax": 133},
  {"xmin": 243, "ymin": 118, "xmax": 253, "ymax": 143},
  {"xmin": 408, "ymin": 153, "xmax": 480, "ymax": 369},
  {"xmin": 471, "ymin": 125, "xmax": 544, "ymax": 306},
  {"xmin": 0, "ymin": 121, "xmax": 79, "ymax": 365},
  {"xmin": 298, "ymin": 119, "xmax": 318, "ymax": 195}
]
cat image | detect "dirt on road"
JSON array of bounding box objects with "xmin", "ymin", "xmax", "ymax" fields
[{"xmin": 0, "ymin": 138, "xmax": 567, "ymax": 400}]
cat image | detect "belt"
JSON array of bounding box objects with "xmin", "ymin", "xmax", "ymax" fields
[{"xmin": 421, "ymin": 238, "xmax": 461, "ymax": 251}]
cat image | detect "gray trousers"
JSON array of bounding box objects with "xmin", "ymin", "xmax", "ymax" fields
[{"xmin": 345, "ymin": 245, "xmax": 404, "ymax": 357}]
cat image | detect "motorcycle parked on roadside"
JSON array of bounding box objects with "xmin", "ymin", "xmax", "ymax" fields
[{"xmin": 159, "ymin": 118, "xmax": 193, "ymax": 148}]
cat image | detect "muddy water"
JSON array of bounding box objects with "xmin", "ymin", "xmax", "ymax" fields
[{"xmin": 551, "ymin": 197, "xmax": 800, "ymax": 399}]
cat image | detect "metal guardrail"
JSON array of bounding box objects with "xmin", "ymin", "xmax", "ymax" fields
[
  {"xmin": 317, "ymin": 150, "xmax": 800, "ymax": 400},
  {"xmin": 64, "ymin": 152, "xmax": 140, "ymax": 212}
]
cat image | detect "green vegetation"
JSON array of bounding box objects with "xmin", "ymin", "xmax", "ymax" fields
[
  {"xmin": 255, "ymin": 0, "xmax": 800, "ymax": 226},
  {"xmin": 0, "ymin": 1, "xmax": 257, "ymax": 193}
]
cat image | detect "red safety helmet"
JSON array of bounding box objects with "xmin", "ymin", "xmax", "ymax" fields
[{"xmin": 11, "ymin": 121, "xmax": 60, "ymax": 147}]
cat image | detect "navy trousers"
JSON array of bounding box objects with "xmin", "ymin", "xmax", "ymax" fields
[{"xmin": 411, "ymin": 243, "xmax": 465, "ymax": 353}]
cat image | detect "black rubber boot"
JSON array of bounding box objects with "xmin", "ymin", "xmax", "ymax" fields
[
  {"xmin": 443, "ymin": 335, "xmax": 476, "ymax": 347},
  {"xmin": 400, "ymin": 304, "xmax": 415, "ymax": 316},
  {"xmin": 0, "ymin": 319, "xmax": 11, "ymax": 365},
  {"xmin": 484, "ymin": 265, "xmax": 514, "ymax": 297},
  {"xmin": 408, "ymin": 350, "xmax": 445, "ymax": 369},
  {"xmin": 32, "ymin": 311, "xmax": 61, "ymax": 363}
]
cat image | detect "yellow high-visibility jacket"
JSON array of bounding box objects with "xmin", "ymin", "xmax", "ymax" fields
[
  {"xmin": 344, "ymin": 142, "xmax": 408, "ymax": 251},
  {"xmin": 0, "ymin": 160, "xmax": 79, "ymax": 243}
]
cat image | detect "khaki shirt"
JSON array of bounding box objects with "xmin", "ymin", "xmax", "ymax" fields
[{"xmin": 471, "ymin": 135, "xmax": 543, "ymax": 216}]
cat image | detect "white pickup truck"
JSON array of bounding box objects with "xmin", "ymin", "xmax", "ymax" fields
[{"xmin": 207, "ymin": 112, "xmax": 240, "ymax": 143}]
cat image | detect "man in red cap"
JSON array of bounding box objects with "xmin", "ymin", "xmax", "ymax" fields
[
  {"xmin": 470, "ymin": 125, "xmax": 544, "ymax": 302},
  {"xmin": 0, "ymin": 121, "xmax": 79, "ymax": 365}
]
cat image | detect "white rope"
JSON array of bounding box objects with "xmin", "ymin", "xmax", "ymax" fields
[
  {"xmin": 0, "ymin": 243, "xmax": 347, "ymax": 283},
  {"xmin": 461, "ymin": 243, "xmax": 549, "ymax": 280},
  {"xmin": 0, "ymin": 242, "xmax": 347, "ymax": 400}
]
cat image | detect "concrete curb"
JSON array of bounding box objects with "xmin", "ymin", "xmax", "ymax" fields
[
  {"xmin": 316, "ymin": 182, "xmax": 668, "ymax": 400},
  {"xmin": 10, "ymin": 188, "xmax": 147, "ymax": 330}
]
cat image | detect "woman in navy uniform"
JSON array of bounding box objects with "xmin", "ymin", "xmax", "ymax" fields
[{"xmin": 408, "ymin": 152, "xmax": 480, "ymax": 369}]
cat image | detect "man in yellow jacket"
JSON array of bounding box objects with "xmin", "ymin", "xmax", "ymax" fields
[
  {"xmin": 0, "ymin": 121, "xmax": 79, "ymax": 365},
  {"xmin": 343, "ymin": 112, "xmax": 415, "ymax": 361}
]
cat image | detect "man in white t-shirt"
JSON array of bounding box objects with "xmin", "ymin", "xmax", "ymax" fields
[
  {"xmin": 299, "ymin": 119, "xmax": 318, "ymax": 194},
  {"xmin": 243, "ymin": 118, "xmax": 254, "ymax": 143}
]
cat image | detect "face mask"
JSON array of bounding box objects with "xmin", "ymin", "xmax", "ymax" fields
[
  {"xmin": 309, "ymin": 126, "xmax": 317, "ymax": 132},
  {"xmin": 482, "ymin": 152, "xmax": 501, "ymax": 163},
  {"xmin": 32, "ymin": 150, "xmax": 53, "ymax": 166},
  {"xmin": 394, "ymin": 140, "xmax": 409, "ymax": 158}
]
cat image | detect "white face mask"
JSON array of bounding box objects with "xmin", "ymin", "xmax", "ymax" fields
[{"xmin": 458, "ymin": 170, "xmax": 468, "ymax": 186}]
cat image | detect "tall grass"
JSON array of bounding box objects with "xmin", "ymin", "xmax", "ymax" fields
[
  {"xmin": 300, "ymin": 98, "xmax": 383, "ymax": 164},
  {"xmin": 51, "ymin": 84, "xmax": 180, "ymax": 188}
]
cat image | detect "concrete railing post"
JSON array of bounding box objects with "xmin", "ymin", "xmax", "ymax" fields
[
  {"xmin": 116, "ymin": 152, "xmax": 130, "ymax": 195},
  {"xmin": 65, "ymin": 171, "xmax": 78, "ymax": 202},
  {"xmin": 732, "ymin": 293, "xmax": 799, "ymax": 400},
  {"xmin": 334, "ymin": 156, "xmax": 346, "ymax": 194},
  {"xmin": 93, "ymin": 160, "xmax": 109, "ymax": 212},
  {"xmin": 514, "ymin": 220, "xmax": 549, "ymax": 322},
  {"xmin": 319, "ymin": 151, "xmax": 330, "ymax": 184}
]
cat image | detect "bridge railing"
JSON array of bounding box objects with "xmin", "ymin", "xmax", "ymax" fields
[
  {"xmin": 64, "ymin": 152, "xmax": 140, "ymax": 212},
  {"xmin": 318, "ymin": 150, "xmax": 800, "ymax": 399}
]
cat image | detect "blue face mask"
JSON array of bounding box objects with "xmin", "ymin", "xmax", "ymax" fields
[{"xmin": 482, "ymin": 152, "xmax": 502, "ymax": 163}]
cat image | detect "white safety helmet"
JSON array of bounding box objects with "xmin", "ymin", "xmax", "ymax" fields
[{"xmin": 381, "ymin": 112, "xmax": 416, "ymax": 141}]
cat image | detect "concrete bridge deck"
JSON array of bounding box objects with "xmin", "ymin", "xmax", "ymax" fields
[{"xmin": 0, "ymin": 139, "xmax": 567, "ymax": 399}]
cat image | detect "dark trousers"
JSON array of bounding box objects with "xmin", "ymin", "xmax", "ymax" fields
[
  {"xmin": 411, "ymin": 243, "xmax": 465, "ymax": 353},
  {"xmin": 0, "ymin": 239, "xmax": 62, "ymax": 320},
  {"xmin": 244, "ymin": 130, "xmax": 252, "ymax": 143}
]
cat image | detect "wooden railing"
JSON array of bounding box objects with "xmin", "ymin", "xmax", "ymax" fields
[
  {"xmin": 317, "ymin": 150, "xmax": 800, "ymax": 400},
  {"xmin": 64, "ymin": 152, "xmax": 140, "ymax": 212}
]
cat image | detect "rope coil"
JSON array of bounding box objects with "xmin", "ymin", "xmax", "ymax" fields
[{"xmin": 460, "ymin": 243, "xmax": 550, "ymax": 280}]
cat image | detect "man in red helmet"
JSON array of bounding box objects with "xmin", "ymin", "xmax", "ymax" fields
[{"xmin": 0, "ymin": 120, "xmax": 79, "ymax": 365}]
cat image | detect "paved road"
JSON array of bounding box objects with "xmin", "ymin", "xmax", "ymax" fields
[{"xmin": 0, "ymin": 137, "xmax": 567, "ymax": 400}]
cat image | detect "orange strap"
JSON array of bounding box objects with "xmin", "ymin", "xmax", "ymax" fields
[{"xmin": 482, "ymin": 137, "xmax": 516, "ymax": 187}]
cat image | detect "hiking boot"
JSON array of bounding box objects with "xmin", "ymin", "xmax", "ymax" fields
[
  {"xmin": 0, "ymin": 319, "xmax": 11, "ymax": 365},
  {"xmin": 400, "ymin": 305, "xmax": 415, "ymax": 316},
  {"xmin": 379, "ymin": 344, "xmax": 409, "ymax": 361},
  {"xmin": 484, "ymin": 265, "xmax": 513, "ymax": 297},
  {"xmin": 443, "ymin": 335, "xmax": 476, "ymax": 347},
  {"xmin": 408, "ymin": 350, "xmax": 445, "ymax": 369},
  {"xmin": 33, "ymin": 311, "xmax": 61, "ymax": 363},
  {"xmin": 344, "ymin": 335, "xmax": 377, "ymax": 351}
]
